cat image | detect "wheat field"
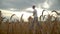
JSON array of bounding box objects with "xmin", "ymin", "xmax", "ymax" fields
[
  {"xmin": 0, "ymin": 18, "xmax": 60, "ymax": 34},
  {"xmin": 0, "ymin": 10, "xmax": 60, "ymax": 34}
]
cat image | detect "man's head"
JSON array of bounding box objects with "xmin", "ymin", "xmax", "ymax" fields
[{"xmin": 32, "ymin": 5, "xmax": 35, "ymax": 9}]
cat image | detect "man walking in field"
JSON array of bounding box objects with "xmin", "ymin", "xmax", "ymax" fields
[
  {"xmin": 32, "ymin": 5, "xmax": 38, "ymax": 34},
  {"xmin": 32, "ymin": 5, "xmax": 38, "ymax": 22}
]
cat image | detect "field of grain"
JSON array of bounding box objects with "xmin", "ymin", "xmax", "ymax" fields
[
  {"xmin": 0, "ymin": 20, "xmax": 60, "ymax": 34},
  {"xmin": 0, "ymin": 10, "xmax": 60, "ymax": 34}
]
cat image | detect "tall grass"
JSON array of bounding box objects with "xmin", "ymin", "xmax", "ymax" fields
[
  {"xmin": 10, "ymin": 14, "xmax": 15, "ymax": 20},
  {"xmin": 0, "ymin": 10, "xmax": 60, "ymax": 34},
  {"xmin": 20, "ymin": 14, "xmax": 24, "ymax": 23},
  {"xmin": 0, "ymin": 11, "xmax": 6, "ymax": 24}
]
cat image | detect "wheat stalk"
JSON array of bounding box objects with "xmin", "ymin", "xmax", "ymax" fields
[
  {"xmin": 52, "ymin": 10, "xmax": 58, "ymax": 21},
  {"xmin": 52, "ymin": 10, "xmax": 58, "ymax": 15},
  {"xmin": 20, "ymin": 14, "xmax": 24, "ymax": 23},
  {"xmin": 40, "ymin": 10, "xmax": 47, "ymax": 21},
  {"xmin": 42, "ymin": 10, "xmax": 45, "ymax": 16},
  {"xmin": 0, "ymin": 11, "xmax": 5, "ymax": 24},
  {"xmin": 10, "ymin": 14, "xmax": 15, "ymax": 20}
]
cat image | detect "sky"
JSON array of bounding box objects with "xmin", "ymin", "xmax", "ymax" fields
[
  {"xmin": 0, "ymin": 0, "xmax": 60, "ymax": 22},
  {"xmin": 0, "ymin": 0, "xmax": 60, "ymax": 10}
]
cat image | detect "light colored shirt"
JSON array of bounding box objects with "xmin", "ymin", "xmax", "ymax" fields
[{"xmin": 33, "ymin": 9, "xmax": 37, "ymax": 17}]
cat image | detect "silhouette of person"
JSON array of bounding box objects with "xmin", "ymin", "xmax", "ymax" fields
[
  {"xmin": 32, "ymin": 5, "xmax": 39, "ymax": 34},
  {"xmin": 32, "ymin": 5, "xmax": 38, "ymax": 22}
]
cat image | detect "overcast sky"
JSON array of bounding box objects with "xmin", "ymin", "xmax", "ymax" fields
[
  {"xmin": 0, "ymin": 0, "xmax": 60, "ymax": 11},
  {"xmin": 0, "ymin": 0, "xmax": 60, "ymax": 22}
]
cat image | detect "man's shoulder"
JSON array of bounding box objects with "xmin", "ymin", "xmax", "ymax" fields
[{"xmin": 34, "ymin": 9, "xmax": 37, "ymax": 11}]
